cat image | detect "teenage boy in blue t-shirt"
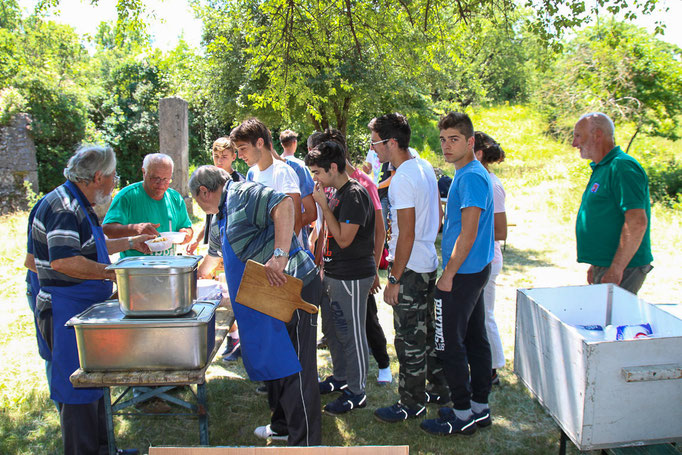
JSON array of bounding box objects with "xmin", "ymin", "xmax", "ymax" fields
[{"xmin": 420, "ymin": 112, "xmax": 495, "ymax": 437}]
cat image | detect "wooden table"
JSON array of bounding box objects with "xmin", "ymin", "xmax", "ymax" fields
[{"xmin": 71, "ymin": 304, "xmax": 234, "ymax": 455}]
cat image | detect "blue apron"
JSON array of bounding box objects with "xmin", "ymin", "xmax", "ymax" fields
[
  {"xmin": 43, "ymin": 181, "xmax": 113, "ymax": 404},
  {"xmin": 27, "ymin": 270, "xmax": 52, "ymax": 361},
  {"xmin": 218, "ymin": 205, "xmax": 301, "ymax": 382}
]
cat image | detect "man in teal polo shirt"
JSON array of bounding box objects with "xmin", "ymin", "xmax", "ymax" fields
[
  {"xmin": 573, "ymin": 112, "xmax": 653, "ymax": 294},
  {"xmin": 103, "ymin": 153, "xmax": 193, "ymax": 257}
]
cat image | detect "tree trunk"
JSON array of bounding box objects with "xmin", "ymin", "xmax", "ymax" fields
[
  {"xmin": 332, "ymin": 97, "xmax": 351, "ymax": 136},
  {"xmin": 626, "ymin": 124, "xmax": 640, "ymax": 154}
]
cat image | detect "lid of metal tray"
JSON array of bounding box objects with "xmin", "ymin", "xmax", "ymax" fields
[
  {"xmin": 105, "ymin": 255, "xmax": 202, "ymax": 273},
  {"xmin": 66, "ymin": 300, "xmax": 218, "ymax": 326}
]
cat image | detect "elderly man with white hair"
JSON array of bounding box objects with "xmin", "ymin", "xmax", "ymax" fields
[
  {"xmin": 31, "ymin": 145, "xmax": 153, "ymax": 454},
  {"xmin": 103, "ymin": 153, "xmax": 193, "ymax": 257},
  {"xmin": 573, "ymin": 112, "xmax": 653, "ymax": 294}
]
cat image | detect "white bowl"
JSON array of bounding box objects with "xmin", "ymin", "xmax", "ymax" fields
[
  {"xmin": 145, "ymin": 237, "xmax": 173, "ymax": 252},
  {"xmin": 159, "ymin": 231, "xmax": 187, "ymax": 244}
]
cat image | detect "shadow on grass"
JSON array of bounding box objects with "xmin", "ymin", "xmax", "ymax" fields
[{"xmin": 502, "ymin": 245, "xmax": 556, "ymax": 273}]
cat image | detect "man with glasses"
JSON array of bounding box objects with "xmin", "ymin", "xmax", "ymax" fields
[
  {"xmin": 369, "ymin": 113, "xmax": 449, "ymax": 424},
  {"xmin": 103, "ymin": 153, "xmax": 193, "ymax": 258}
]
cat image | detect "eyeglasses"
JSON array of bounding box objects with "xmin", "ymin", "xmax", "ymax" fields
[
  {"xmin": 149, "ymin": 176, "xmax": 173, "ymax": 185},
  {"xmin": 370, "ymin": 138, "xmax": 390, "ymax": 147}
]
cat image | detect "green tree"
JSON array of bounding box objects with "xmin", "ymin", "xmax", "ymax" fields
[{"xmin": 536, "ymin": 20, "xmax": 682, "ymax": 144}]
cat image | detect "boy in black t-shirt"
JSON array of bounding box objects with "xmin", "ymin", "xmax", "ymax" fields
[{"xmin": 306, "ymin": 141, "xmax": 376, "ymax": 415}]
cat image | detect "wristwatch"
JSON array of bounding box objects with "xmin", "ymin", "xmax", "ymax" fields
[
  {"xmin": 128, "ymin": 237, "xmax": 135, "ymax": 249},
  {"xmin": 388, "ymin": 274, "xmax": 400, "ymax": 285},
  {"xmin": 273, "ymin": 248, "xmax": 288, "ymax": 259}
]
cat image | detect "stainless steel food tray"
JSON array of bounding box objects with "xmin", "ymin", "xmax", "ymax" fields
[
  {"xmin": 106, "ymin": 255, "xmax": 202, "ymax": 316},
  {"xmin": 66, "ymin": 300, "xmax": 217, "ymax": 371}
]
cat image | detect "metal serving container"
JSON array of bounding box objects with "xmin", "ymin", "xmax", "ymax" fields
[
  {"xmin": 106, "ymin": 255, "xmax": 202, "ymax": 316},
  {"xmin": 66, "ymin": 300, "xmax": 217, "ymax": 371}
]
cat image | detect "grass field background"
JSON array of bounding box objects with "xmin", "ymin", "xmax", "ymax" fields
[{"xmin": 1, "ymin": 105, "xmax": 680, "ymax": 454}]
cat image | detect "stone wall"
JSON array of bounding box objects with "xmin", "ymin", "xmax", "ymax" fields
[{"xmin": 0, "ymin": 113, "xmax": 39, "ymax": 214}]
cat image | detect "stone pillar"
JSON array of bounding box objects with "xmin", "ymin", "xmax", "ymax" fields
[
  {"xmin": 158, "ymin": 97, "xmax": 192, "ymax": 215},
  {"xmin": 0, "ymin": 113, "xmax": 39, "ymax": 214}
]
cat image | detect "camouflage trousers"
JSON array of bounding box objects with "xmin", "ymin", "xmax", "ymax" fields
[{"xmin": 392, "ymin": 268, "xmax": 449, "ymax": 409}]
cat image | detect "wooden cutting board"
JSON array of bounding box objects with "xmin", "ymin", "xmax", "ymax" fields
[{"xmin": 235, "ymin": 260, "xmax": 318, "ymax": 322}]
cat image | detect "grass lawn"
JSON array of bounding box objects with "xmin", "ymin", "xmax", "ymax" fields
[{"xmin": 1, "ymin": 105, "xmax": 680, "ymax": 454}]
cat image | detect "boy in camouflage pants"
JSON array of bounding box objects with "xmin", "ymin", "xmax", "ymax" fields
[{"xmin": 368, "ymin": 113, "xmax": 449, "ymax": 423}]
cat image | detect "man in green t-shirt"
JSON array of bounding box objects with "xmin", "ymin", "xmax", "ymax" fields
[
  {"xmin": 103, "ymin": 153, "xmax": 193, "ymax": 258},
  {"xmin": 573, "ymin": 112, "xmax": 653, "ymax": 295}
]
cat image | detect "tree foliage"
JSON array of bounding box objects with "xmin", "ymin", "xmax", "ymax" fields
[{"xmin": 535, "ymin": 21, "xmax": 682, "ymax": 143}]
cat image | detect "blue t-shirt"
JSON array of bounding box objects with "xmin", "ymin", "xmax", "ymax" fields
[{"xmin": 441, "ymin": 160, "xmax": 494, "ymax": 274}]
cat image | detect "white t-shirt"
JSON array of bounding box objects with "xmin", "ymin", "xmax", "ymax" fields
[
  {"xmin": 249, "ymin": 160, "xmax": 304, "ymax": 246},
  {"xmin": 249, "ymin": 160, "xmax": 301, "ymax": 195},
  {"xmin": 490, "ymin": 172, "xmax": 506, "ymax": 266},
  {"xmin": 388, "ymin": 157, "xmax": 439, "ymax": 273}
]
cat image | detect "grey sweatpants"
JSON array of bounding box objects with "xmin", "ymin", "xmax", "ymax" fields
[{"xmin": 321, "ymin": 275, "xmax": 374, "ymax": 395}]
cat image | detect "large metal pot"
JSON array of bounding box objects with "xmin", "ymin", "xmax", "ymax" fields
[
  {"xmin": 66, "ymin": 300, "xmax": 218, "ymax": 371},
  {"xmin": 106, "ymin": 255, "xmax": 202, "ymax": 316}
]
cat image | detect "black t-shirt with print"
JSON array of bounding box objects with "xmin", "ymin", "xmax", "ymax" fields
[{"xmin": 323, "ymin": 179, "xmax": 376, "ymax": 280}]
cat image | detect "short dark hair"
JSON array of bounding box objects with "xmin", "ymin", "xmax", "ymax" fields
[
  {"xmin": 304, "ymin": 140, "xmax": 347, "ymax": 173},
  {"xmin": 474, "ymin": 131, "xmax": 505, "ymax": 164},
  {"xmin": 230, "ymin": 118, "xmax": 272, "ymax": 148},
  {"xmin": 367, "ymin": 113, "xmax": 411, "ymax": 150},
  {"xmin": 307, "ymin": 131, "xmax": 323, "ymax": 149},
  {"xmin": 437, "ymin": 112, "xmax": 474, "ymax": 139},
  {"xmin": 279, "ymin": 129, "xmax": 298, "ymax": 146},
  {"xmin": 313, "ymin": 128, "xmax": 347, "ymax": 159}
]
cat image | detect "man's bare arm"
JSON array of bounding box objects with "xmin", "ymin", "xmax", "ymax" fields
[
  {"xmin": 600, "ymin": 208, "xmax": 648, "ymax": 285},
  {"xmin": 52, "ymin": 256, "xmax": 114, "ymax": 281},
  {"xmin": 103, "ymin": 222, "xmax": 160, "ymax": 238}
]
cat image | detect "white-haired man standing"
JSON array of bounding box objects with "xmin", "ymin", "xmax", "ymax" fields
[
  {"xmin": 32, "ymin": 145, "xmax": 152, "ymax": 454},
  {"xmin": 103, "ymin": 153, "xmax": 193, "ymax": 257},
  {"xmin": 573, "ymin": 112, "xmax": 653, "ymax": 294}
]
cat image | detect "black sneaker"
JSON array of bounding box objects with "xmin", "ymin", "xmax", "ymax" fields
[
  {"xmin": 318, "ymin": 375, "xmax": 348, "ymax": 394},
  {"xmin": 425, "ymin": 391, "xmax": 449, "ymax": 405},
  {"xmin": 323, "ymin": 390, "xmax": 366, "ymax": 416},
  {"xmin": 420, "ymin": 413, "xmax": 477, "ymax": 436},
  {"xmin": 438, "ymin": 407, "xmax": 491, "ymax": 428},
  {"xmin": 221, "ymin": 337, "xmax": 240, "ymax": 357},
  {"xmin": 491, "ymin": 370, "xmax": 500, "ymax": 386},
  {"xmin": 374, "ymin": 402, "xmax": 426, "ymax": 423}
]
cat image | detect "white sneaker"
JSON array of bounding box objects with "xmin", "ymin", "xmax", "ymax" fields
[
  {"xmin": 253, "ymin": 424, "xmax": 288, "ymax": 441},
  {"xmin": 377, "ymin": 367, "xmax": 392, "ymax": 384}
]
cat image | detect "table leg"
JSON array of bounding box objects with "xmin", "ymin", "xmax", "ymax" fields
[
  {"xmin": 197, "ymin": 383, "xmax": 209, "ymax": 445},
  {"xmin": 103, "ymin": 387, "xmax": 117, "ymax": 455},
  {"xmin": 559, "ymin": 429, "xmax": 567, "ymax": 455}
]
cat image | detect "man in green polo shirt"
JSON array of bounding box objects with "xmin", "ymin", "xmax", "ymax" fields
[
  {"xmin": 103, "ymin": 153, "xmax": 193, "ymax": 258},
  {"xmin": 573, "ymin": 112, "xmax": 653, "ymax": 295}
]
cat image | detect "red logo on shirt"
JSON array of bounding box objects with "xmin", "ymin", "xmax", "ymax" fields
[{"xmin": 590, "ymin": 183, "xmax": 600, "ymax": 193}]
